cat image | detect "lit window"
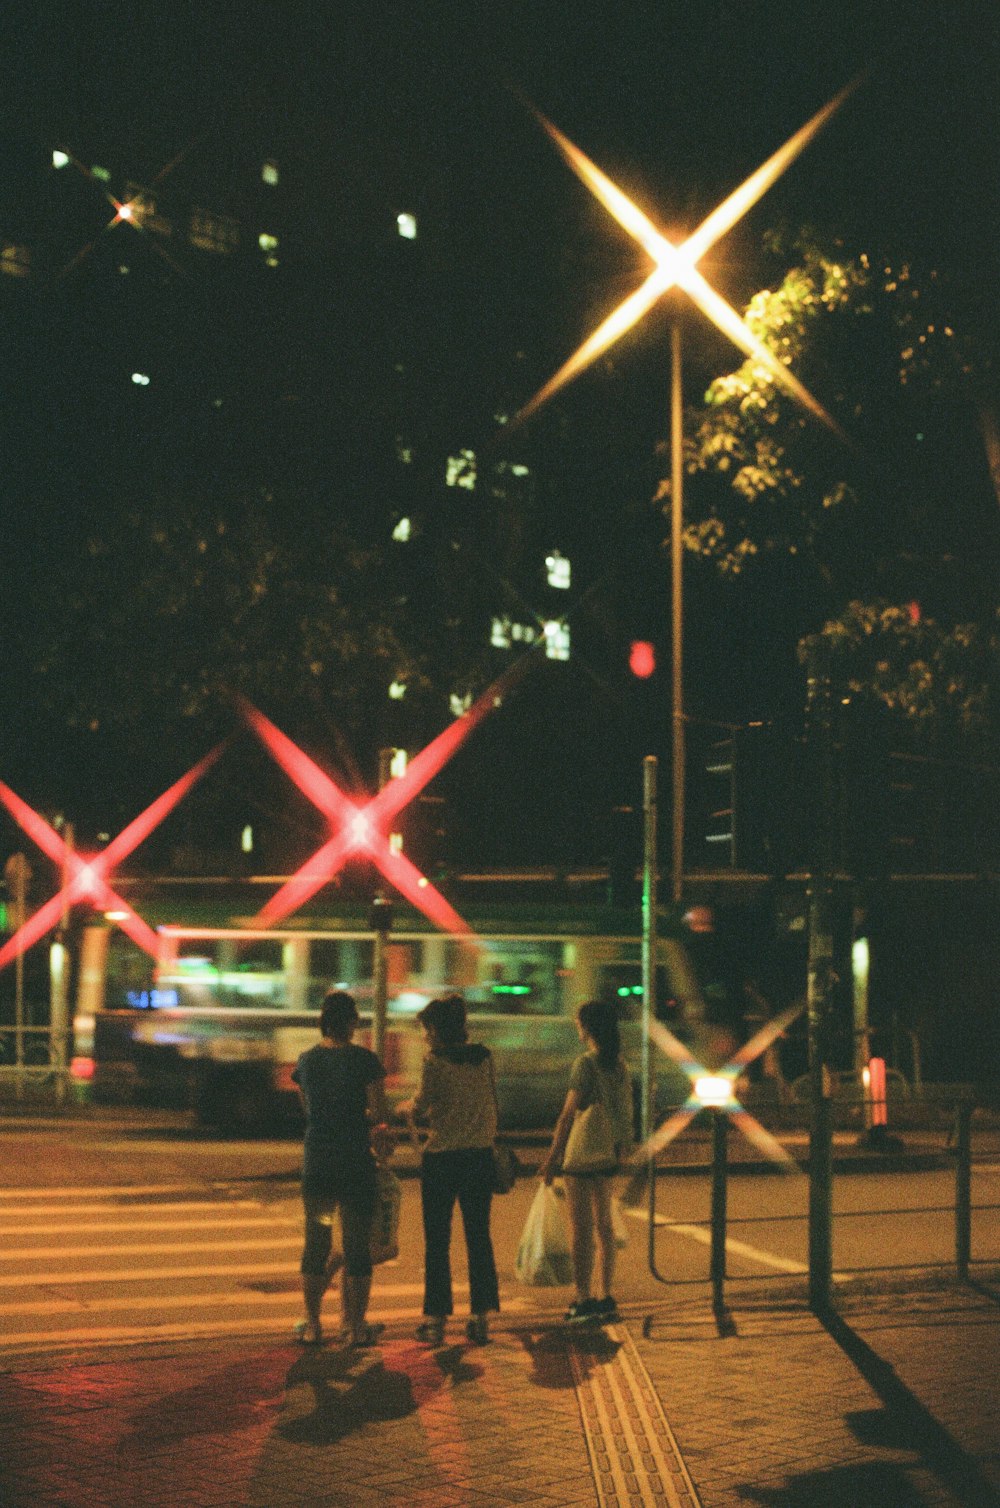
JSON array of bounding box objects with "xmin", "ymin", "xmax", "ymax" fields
[
  {"xmin": 241, "ymin": 824, "xmax": 254, "ymax": 854},
  {"xmin": 395, "ymin": 437, "xmax": 414, "ymax": 464},
  {"xmin": 258, "ymin": 232, "xmax": 279, "ymax": 253},
  {"xmin": 189, "ymin": 209, "xmax": 240, "ymax": 254},
  {"xmin": 389, "ymin": 832, "xmax": 404, "ymax": 854},
  {"xmin": 446, "ymin": 450, "xmax": 477, "ymax": 490},
  {"xmin": 388, "ymin": 680, "xmax": 407, "ymax": 700},
  {"xmin": 397, "ymin": 212, "xmax": 417, "ymax": 240},
  {"xmin": 510, "ymin": 463, "xmax": 530, "ymax": 478},
  {"xmin": 262, "ymin": 159, "xmax": 279, "ymax": 186},
  {"xmin": 490, "ymin": 617, "xmax": 511, "ymax": 650},
  {"xmin": 91, "ymin": 165, "xmax": 111, "ymax": 182},
  {"xmin": 392, "ymin": 517, "xmax": 412, "ymax": 542},
  {"xmin": 450, "ymin": 691, "xmax": 473, "ymax": 717},
  {"xmin": 546, "ymin": 550, "xmax": 571, "ymax": 589},
  {"xmin": 131, "ymin": 372, "xmax": 151, "ymax": 386},
  {"xmin": 389, "ymin": 748, "xmax": 408, "ymax": 779},
  {"xmin": 544, "ymin": 621, "xmax": 571, "ymax": 661},
  {"xmin": 0, "ymin": 244, "xmax": 31, "ymax": 279},
  {"xmin": 510, "ymin": 623, "xmax": 537, "ymax": 643},
  {"xmin": 52, "ymin": 149, "xmax": 70, "ymax": 170}
]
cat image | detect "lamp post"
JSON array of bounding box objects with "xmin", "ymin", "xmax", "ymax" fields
[{"xmin": 517, "ymin": 83, "xmax": 858, "ymax": 901}]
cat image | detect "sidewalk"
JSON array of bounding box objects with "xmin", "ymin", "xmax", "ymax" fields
[{"xmin": 2, "ymin": 1278, "xmax": 998, "ymax": 1507}]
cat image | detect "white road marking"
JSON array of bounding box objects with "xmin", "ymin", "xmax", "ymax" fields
[
  {"xmin": 0, "ymin": 1306, "xmax": 432, "ymax": 1354},
  {"xmin": 0, "ymin": 1215, "xmax": 301, "ymax": 1238},
  {"xmin": 0, "ymin": 1183, "xmax": 214, "ymax": 1200},
  {"xmin": 0, "ymin": 1198, "xmax": 269, "ymax": 1219},
  {"xmin": 0, "ymin": 1259, "xmax": 302, "ymax": 1288},
  {"xmin": 0, "ymin": 1279, "xmax": 443, "ymax": 1319},
  {"xmin": 0, "ymin": 1236, "xmax": 302, "ymax": 1262}
]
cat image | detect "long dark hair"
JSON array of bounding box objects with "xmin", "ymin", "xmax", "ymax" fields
[{"xmin": 577, "ymin": 999, "xmax": 620, "ymax": 1072}]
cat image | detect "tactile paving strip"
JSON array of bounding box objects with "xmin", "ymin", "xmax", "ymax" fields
[{"xmin": 568, "ymin": 1324, "xmax": 702, "ymax": 1508}]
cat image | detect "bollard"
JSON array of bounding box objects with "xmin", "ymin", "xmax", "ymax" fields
[
  {"xmin": 955, "ymin": 1101, "xmax": 972, "ymax": 1282},
  {"xmin": 710, "ymin": 1108, "xmax": 728, "ymax": 1313}
]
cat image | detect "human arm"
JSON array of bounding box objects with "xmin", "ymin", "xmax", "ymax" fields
[
  {"xmin": 537, "ymin": 1086, "xmax": 581, "ymax": 1185},
  {"xmin": 366, "ymin": 1074, "xmax": 393, "ymax": 1161}
]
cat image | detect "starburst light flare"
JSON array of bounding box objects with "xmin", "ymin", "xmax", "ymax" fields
[
  {"xmin": 241, "ymin": 670, "xmax": 521, "ymax": 936},
  {"xmin": 516, "ymin": 79, "xmax": 862, "ymax": 433},
  {"xmin": 636, "ymin": 1000, "xmax": 806, "ymax": 1171},
  {"xmin": 0, "ymin": 746, "xmax": 224, "ymax": 969}
]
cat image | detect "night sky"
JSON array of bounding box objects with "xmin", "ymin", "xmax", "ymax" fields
[{"xmin": 4, "ymin": 1, "xmax": 998, "ymax": 860}]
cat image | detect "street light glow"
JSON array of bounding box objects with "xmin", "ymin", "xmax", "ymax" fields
[{"xmin": 517, "ymin": 79, "xmax": 862, "ymax": 433}]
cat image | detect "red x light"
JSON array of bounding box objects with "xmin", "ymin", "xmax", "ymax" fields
[
  {"xmin": 0, "ymin": 747, "xmax": 224, "ymax": 969},
  {"xmin": 242, "ymin": 676, "xmax": 514, "ymax": 934}
]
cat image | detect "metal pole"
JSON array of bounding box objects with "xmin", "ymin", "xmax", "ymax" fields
[
  {"xmin": 371, "ymin": 749, "xmax": 394, "ymax": 1064},
  {"xmin": 710, "ymin": 1108, "xmax": 729, "ymax": 1313},
  {"xmin": 670, "ymin": 321, "xmax": 685, "ymax": 905},
  {"xmin": 806, "ymin": 643, "xmax": 835, "ymax": 1312},
  {"xmin": 641, "ymin": 756, "xmax": 658, "ymax": 1147},
  {"xmin": 641, "ymin": 756, "xmax": 660, "ymax": 1270},
  {"xmin": 955, "ymin": 1100, "xmax": 972, "ymax": 1282}
]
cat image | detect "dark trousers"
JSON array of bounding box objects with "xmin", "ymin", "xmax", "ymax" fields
[{"xmin": 420, "ymin": 1148, "xmax": 500, "ymax": 1317}]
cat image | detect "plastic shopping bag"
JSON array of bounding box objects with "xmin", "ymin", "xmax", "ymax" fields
[
  {"xmin": 514, "ymin": 1181, "xmax": 573, "ymax": 1286},
  {"xmin": 611, "ymin": 1194, "xmax": 630, "ymax": 1250},
  {"xmin": 370, "ymin": 1165, "xmax": 402, "ymax": 1265}
]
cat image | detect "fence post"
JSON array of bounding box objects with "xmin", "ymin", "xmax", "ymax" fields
[
  {"xmin": 710, "ymin": 1108, "xmax": 728, "ymax": 1313},
  {"xmin": 955, "ymin": 1100, "xmax": 972, "ymax": 1282}
]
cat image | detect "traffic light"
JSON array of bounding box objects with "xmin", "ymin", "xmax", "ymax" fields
[{"xmin": 629, "ymin": 640, "xmax": 656, "ymax": 679}]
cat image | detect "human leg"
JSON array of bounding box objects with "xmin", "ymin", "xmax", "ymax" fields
[
  {"xmin": 298, "ymin": 1194, "xmax": 335, "ymax": 1342},
  {"xmin": 456, "ymin": 1148, "xmax": 500, "ymax": 1325},
  {"xmin": 420, "ymin": 1152, "xmax": 456, "ymax": 1321},
  {"xmin": 340, "ymin": 1179, "xmax": 378, "ymax": 1345},
  {"xmin": 563, "ymin": 1174, "xmax": 595, "ymax": 1304},
  {"xmin": 592, "ymin": 1175, "xmax": 618, "ymax": 1308}
]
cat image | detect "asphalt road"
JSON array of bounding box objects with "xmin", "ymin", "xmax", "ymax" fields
[{"xmin": 2, "ymin": 1112, "xmax": 998, "ymax": 1367}]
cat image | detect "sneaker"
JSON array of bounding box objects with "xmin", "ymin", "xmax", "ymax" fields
[
  {"xmin": 594, "ymin": 1296, "xmax": 619, "ymax": 1321},
  {"xmin": 564, "ymin": 1298, "xmax": 600, "ymax": 1324},
  {"xmin": 465, "ymin": 1314, "xmax": 490, "ymax": 1345},
  {"xmin": 415, "ymin": 1317, "xmax": 446, "ymax": 1345}
]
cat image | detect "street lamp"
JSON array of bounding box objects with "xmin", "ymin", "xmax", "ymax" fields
[{"xmin": 518, "ymin": 81, "xmax": 859, "ymax": 900}]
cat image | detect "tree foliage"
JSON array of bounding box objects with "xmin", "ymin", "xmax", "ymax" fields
[{"xmin": 681, "ymin": 230, "xmax": 999, "ymax": 736}]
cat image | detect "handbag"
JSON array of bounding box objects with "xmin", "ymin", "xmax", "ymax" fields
[
  {"xmin": 562, "ymin": 1100, "xmax": 618, "ymax": 1174},
  {"xmin": 514, "ymin": 1182, "xmax": 573, "ymax": 1285},
  {"xmin": 491, "ymin": 1142, "xmax": 521, "ymax": 1194}
]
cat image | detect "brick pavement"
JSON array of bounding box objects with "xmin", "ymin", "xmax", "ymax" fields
[{"xmin": 1, "ymin": 1279, "xmax": 998, "ymax": 1508}]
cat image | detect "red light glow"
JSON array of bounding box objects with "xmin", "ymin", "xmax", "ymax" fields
[
  {"xmin": 0, "ymin": 747, "xmax": 223, "ymax": 970},
  {"xmin": 242, "ymin": 679, "xmax": 517, "ymax": 935},
  {"xmin": 629, "ymin": 640, "xmax": 656, "ymax": 678}
]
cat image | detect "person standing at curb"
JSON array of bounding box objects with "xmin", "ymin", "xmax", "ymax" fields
[
  {"xmin": 400, "ymin": 994, "xmax": 501, "ymax": 1346},
  {"xmin": 291, "ymin": 990, "xmax": 390, "ymax": 1348},
  {"xmin": 539, "ymin": 999, "xmax": 634, "ymax": 1323}
]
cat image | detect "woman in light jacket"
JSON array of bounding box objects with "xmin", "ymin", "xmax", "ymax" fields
[
  {"xmin": 539, "ymin": 998, "xmax": 633, "ymax": 1323},
  {"xmin": 400, "ymin": 994, "xmax": 500, "ymax": 1346}
]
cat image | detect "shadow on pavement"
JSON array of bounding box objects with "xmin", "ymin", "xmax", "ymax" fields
[
  {"xmin": 737, "ymin": 1459, "xmax": 931, "ymax": 1506},
  {"xmin": 818, "ymin": 1306, "xmax": 1000, "ymax": 1508}
]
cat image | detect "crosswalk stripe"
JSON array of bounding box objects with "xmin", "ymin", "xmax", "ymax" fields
[
  {"xmin": 0, "ymin": 1279, "xmax": 440, "ymax": 1319},
  {"xmin": 0, "ymin": 1183, "xmax": 213, "ymax": 1200},
  {"xmin": 0, "ymin": 1259, "xmax": 301, "ymax": 1288},
  {"xmin": 1, "ymin": 1236, "xmax": 302, "ymax": 1262},
  {"xmin": 0, "ymin": 1198, "xmax": 270, "ymax": 1219},
  {"xmin": 0, "ymin": 1216, "xmax": 301, "ymax": 1237},
  {"xmin": 0, "ymin": 1306, "xmax": 430, "ymax": 1354}
]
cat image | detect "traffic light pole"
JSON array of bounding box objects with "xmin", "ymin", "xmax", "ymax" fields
[
  {"xmin": 805, "ymin": 643, "xmax": 835, "ymax": 1312},
  {"xmin": 670, "ymin": 322, "xmax": 685, "ymax": 905}
]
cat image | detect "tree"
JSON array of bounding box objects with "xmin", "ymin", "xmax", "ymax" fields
[{"xmin": 681, "ymin": 229, "xmax": 1000, "ymax": 739}]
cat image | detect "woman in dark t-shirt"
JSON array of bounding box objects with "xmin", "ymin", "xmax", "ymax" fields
[{"xmin": 291, "ymin": 991, "xmax": 388, "ymax": 1346}]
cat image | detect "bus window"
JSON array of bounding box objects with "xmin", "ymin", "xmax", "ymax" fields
[
  {"xmin": 307, "ymin": 938, "xmax": 374, "ymax": 1009},
  {"xmin": 466, "ymin": 940, "xmax": 563, "ymax": 1016},
  {"xmin": 596, "ymin": 963, "xmax": 673, "ymax": 1022}
]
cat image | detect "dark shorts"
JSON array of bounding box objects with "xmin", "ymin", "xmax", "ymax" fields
[{"xmin": 301, "ymin": 1162, "xmax": 377, "ymax": 1279}]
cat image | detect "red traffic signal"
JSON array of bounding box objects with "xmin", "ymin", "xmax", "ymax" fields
[{"xmin": 629, "ymin": 640, "xmax": 656, "ymax": 678}]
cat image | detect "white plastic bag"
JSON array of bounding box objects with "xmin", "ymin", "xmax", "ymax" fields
[
  {"xmin": 515, "ymin": 1181, "xmax": 573, "ymax": 1286},
  {"xmin": 611, "ymin": 1194, "xmax": 629, "ymax": 1250}
]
